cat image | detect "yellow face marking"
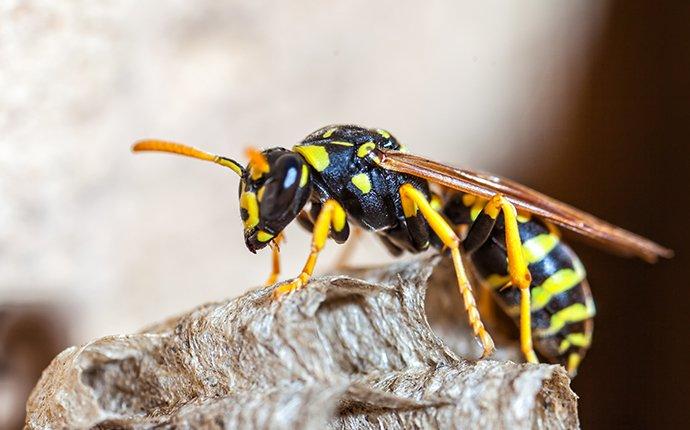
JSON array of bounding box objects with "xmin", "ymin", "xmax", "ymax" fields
[
  {"xmin": 257, "ymin": 185, "xmax": 266, "ymax": 201},
  {"xmin": 537, "ymin": 302, "xmax": 595, "ymax": 337},
  {"xmin": 357, "ymin": 141, "xmax": 376, "ymax": 158},
  {"xmin": 299, "ymin": 164, "xmax": 309, "ymax": 187},
  {"xmin": 328, "ymin": 141, "xmax": 354, "ymax": 147},
  {"xmin": 322, "ymin": 127, "xmax": 337, "ymax": 138},
  {"xmin": 376, "ymin": 129, "xmax": 391, "ymax": 139},
  {"xmin": 257, "ymin": 230, "xmax": 274, "ymax": 242},
  {"xmin": 484, "ymin": 273, "xmax": 511, "ymax": 289},
  {"xmin": 530, "ymin": 259, "xmax": 586, "ymax": 311},
  {"xmin": 240, "ymin": 192, "xmax": 259, "ymax": 230},
  {"xmin": 294, "ymin": 145, "xmax": 330, "ymax": 172},
  {"xmin": 522, "ymin": 233, "xmax": 560, "ymax": 264},
  {"xmin": 461, "ymin": 194, "xmax": 476, "ymax": 207},
  {"xmin": 351, "ymin": 173, "xmax": 372, "ymax": 194}
]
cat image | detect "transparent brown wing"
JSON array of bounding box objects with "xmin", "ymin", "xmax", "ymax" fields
[{"xmin": 376, "ymin": 149, "xmax": 673, "ymax": 263}]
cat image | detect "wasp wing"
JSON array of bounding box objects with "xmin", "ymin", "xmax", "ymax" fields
[{"xmin": 376, "ymin": 149, "xmax": 673, "ymax": 263}]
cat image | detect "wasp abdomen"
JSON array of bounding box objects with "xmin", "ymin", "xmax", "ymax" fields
[{"xmin": 444, "ymin": 193, "xmax": 596, "ymax": 375}]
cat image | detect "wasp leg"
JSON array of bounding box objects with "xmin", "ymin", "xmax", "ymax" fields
[
  {"xmin": 334, "ymin": 227, "xmax": 363, "ymax": 269},
  {"xmin": 377, "ymin": 234, "xmax": 404, "ymax": 257},
  {"xmin": 466, "ymin": 194, "xmax": 538, "ymax": 364},
  {"xmin": 399, "ymin": 184, "xmax": 495, "ymax": 358},
  {"xmin": 264, "ymin": 232, "xmax": 284, "ymax": 286},
  {"xmin": 296, "ymin": 209, "xmax": 314, "ymax": 232},
  {"xmin": 299, "ymin": 205, "xmax": 356, "ymax": 270},
  {"xmin": 272, "ymin": 199, "xmax": 347, "ymax": 299}
]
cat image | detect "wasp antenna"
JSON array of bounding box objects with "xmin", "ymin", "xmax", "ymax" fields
[{"xmin": 132, "ymin": 139, "xmax": 244, "ymax": 177}]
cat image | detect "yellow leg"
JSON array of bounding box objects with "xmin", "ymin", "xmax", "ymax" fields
[
  {"xmin": 400, "ymin": 184, "xmax": 495, "ymax": 358},
  {"xmin": 264, "ymin": 233, "xmax": 284, "ymax": 286},
  {"xmin": 272, "ymin": 200, "xmax": 346, "ymax": 299},
  {"xmin": 484, "ymin": 194, "xmax": 538, "ymax": 364}
]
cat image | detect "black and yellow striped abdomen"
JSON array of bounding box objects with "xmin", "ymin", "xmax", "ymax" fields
[{"xmin": 444, "ymin": 193, "xmax": 596, "ymax": 375}]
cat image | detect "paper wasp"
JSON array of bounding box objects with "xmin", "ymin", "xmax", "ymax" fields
[{"xmin": 132, "ymin": 125, "xmax": 672, "ymax": 376}]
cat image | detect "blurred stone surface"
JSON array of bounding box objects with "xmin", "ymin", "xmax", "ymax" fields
[{"xmin": 25, "ymin": 257, "xmax": 578, "ymax": 429}]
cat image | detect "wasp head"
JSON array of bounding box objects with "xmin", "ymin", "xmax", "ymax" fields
[
  {"xmin": 131, "ymin": 140, "xmax": 312, "ymax": 254},
  {"xmin": 240, "ymin": 148, "xmax": 312, "ymax": 253}
]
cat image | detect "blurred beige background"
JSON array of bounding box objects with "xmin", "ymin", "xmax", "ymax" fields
[
  {"xmin": 7, "ymin": 2, "xmax": 690, "ymax": 429},
  {"xmin": 0, "ymin": 1, "xmax": 605, "ymax": 343}
]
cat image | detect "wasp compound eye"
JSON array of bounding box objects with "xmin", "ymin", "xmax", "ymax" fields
[{"xmin": 259, "ymin": 154, "xmax": 309, "ymax": 223}]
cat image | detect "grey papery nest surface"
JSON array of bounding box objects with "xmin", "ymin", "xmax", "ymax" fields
[{"xmin": 25, "ymin": 256, "xmax": 579, "ymax": 429}]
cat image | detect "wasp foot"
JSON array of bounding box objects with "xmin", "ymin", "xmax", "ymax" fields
[{"xmin": 271, "ymin": 274, "xmax": 309, "ymax": 299}]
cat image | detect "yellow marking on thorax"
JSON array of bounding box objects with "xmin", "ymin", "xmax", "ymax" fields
[
  {"xmin": 322, "ymin": 127, "xmax": 337, "ymax": 138},
  {"xmin": 299, "ymin": 164, "xmax": 309, "ymax": 187},
  {"xmin": 462, "ymin": 194, "xmax": 476, "ymax": 207},
  {"xmin": 328, "ymin": 141, "xmax": 354, "ymax": 147},
  {"xmin": 357, "ymin": 141, "xmax": 376, "ymax": 158},
  {"xmin": 257, "ymin": 230, "xmax": 274, "ymax": 242},
  {"xmin": 351, "ymin": 173, "xmax": 372, "ymax": 194},
  {"xmin": 240, "ymin": 192, "xmax": 259, "ymax": 230},
  {"xmin": 376, "ymin": 129, "xmax": 390, "ymax": 139},
  {"xmin": 522, "ymin": 233, "xmax": 560, "ymax": 264},
  {"xmin": 294, "ymin": 145, "xmax": 330, "ymax": 172},
  {"xmin": 530, "ymin": 259, "xmax": 586, "ymax": 311}
]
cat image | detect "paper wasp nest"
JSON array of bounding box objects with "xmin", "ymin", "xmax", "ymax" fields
[{"xmin": 25, "ymin": 256, "xmax": 579, "ymax": 429}]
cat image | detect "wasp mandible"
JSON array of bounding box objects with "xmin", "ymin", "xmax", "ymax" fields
[{"xmin": 132, "ymin": 125, "xmax": 672, "ymax": 376}]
